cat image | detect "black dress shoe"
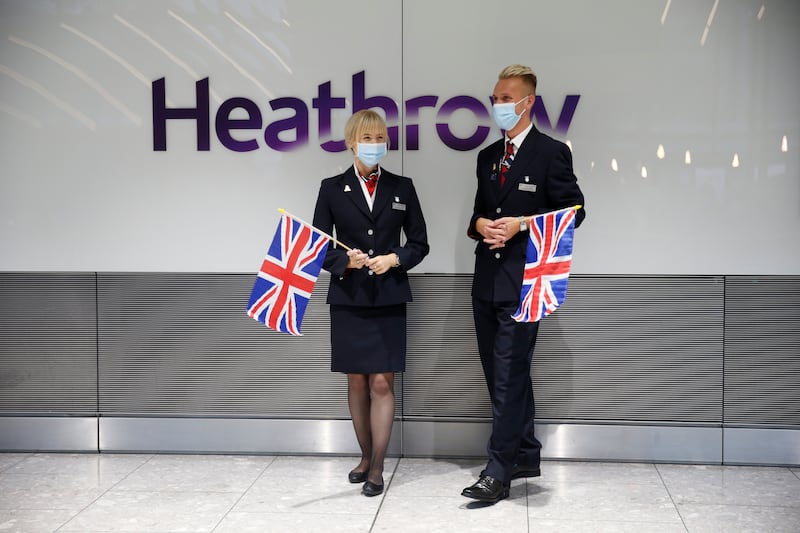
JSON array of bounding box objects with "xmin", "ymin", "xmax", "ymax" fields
[
  {"xmin": 362, "ymin": 478, "xmax": 384, "ymax": 497},
  {"xmin": 511, "ymin": 464, "xmax": 541, "ymax": 480},
  {"xmin": 461, "ymin": 475, "xmax": 509, "ymax": 503},
  {"xmin": 348, "ymin": 470, "xmax": 368, "ymax": 484}
]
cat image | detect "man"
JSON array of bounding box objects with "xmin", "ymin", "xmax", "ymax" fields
[{"xmin": 462, "ymin": 64, "xmax": 585, "ymax": 503}]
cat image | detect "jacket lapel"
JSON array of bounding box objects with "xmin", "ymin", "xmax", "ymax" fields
[
  {"xmin": 371, "ymin": 170, "xmax": 396, "ymax": 218},
  {"xmin": 341, "ymin": 167, "xmax": 372, "ymax": 219},
  {"xmin": 496, "ymin": 127, "xmax": 540, "ymax": 204}
]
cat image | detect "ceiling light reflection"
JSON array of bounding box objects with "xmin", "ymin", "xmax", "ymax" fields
[
  {"xmin": 0, "ymin": 102, "xmax": 42, "ymax": 128},
  {"xmin": 732, "ymin": 153, "xmax": 740, "ymax": 168},
  {"xmin": 757, "ymin": 4, "xmax": 765, "ymax": 20},
  {"xmin": 660, "ymin": 0, "xmax": 672, "ymax": 25},
  {"xmin": 611, "ymin": 158, "xmax": 619, "ymax": 172},
  {"xmin": 0, "ymin": 64, "xmax": 95, "ymax": 130},
  {"xmin": 641, "ymin": 166, "xmax": 648, "ymax": 178},
  {"xmin": 701, "ymin": 0, "xmax": 719, "ymax": 46},
  {"xmin": 115, "ymin": 14, "xmax": 223, "ymax": 105},
  {"xmin": 9, "ymin": 35, "xmax": 141, "ymax": 126},
  {"xmin": 168, "ymin": 10, "xmax": 275, "ymax": 99},
  {"xmin": 657, "ymin": 144, "xmax": 665, "ymax": 159},
  {"xmin": 225, "ymin": 11, "xmax": 293, "ymax": 74},
  {"xmin": 684, "ymin": 150, "xmax": 692, "ymax": 164},
  {"xmin": 781, "ymin": 135, "xmax": 788, "ymax": 153}
]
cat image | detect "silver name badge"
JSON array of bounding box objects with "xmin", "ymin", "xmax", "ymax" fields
[
  {"xmin": 392, "ymin": 202, "xmax": 407, "ymax": 211},
  {"xmin": 518, "ymin": 183, "xmax": 537, "ymax": 192}
]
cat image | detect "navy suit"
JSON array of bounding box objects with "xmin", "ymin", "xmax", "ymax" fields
[
  {"xmin": 313, "ymin": 166, "xmax": 429, "ymax": 307},
  {"xmin": 468, "ymin": 125, "xmax": 585, "ymax": 482}
]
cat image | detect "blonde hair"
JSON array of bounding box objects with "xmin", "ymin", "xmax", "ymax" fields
[
  {"xmin": 498, "ymin": 64, "xmax": 538, "ymax": 95},
  {"xmin": 344, "ymin": 109, "xmax": 390, "ymax": 152}
]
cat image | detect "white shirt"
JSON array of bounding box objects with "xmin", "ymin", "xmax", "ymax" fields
[
  {"xmin": 353, "ymin": 163, "xmax": 381, "ymax": 211},
  {"xmin": 506, "ymin": 123, "xmax": 533, "ymax": 155}
]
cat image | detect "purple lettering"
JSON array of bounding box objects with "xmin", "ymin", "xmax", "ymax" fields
[
  {"xmin": 352, "ymin": 71, "xmax": 399, "ymax": 149},
  {"xmin": 152, "ymin": 77, "xmax": 210, "ymax": 151},
  {"xmin": 313, "ymin": 80, "xmax": 347, "ymax": 153},
  {"xmin": 215, "ymin": 97, "xmax": 262, "ymax": 152},
  {"xmin": 435, "ymin": 96, "xmax": 490, "ymax": 151},
  {"xmin": 405, "ymin": 95, "xmax": 438, "ymax": 150},
  {"xmin": 264, "ymin": 97, "xmax": 309, "ymax": 151}
]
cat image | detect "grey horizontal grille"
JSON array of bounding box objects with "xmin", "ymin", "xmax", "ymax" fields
[{"xmin": 0, "ymin": 273, "xmax": 97, "ymax": 414}]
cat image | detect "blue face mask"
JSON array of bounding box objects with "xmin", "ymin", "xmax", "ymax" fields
[
  {"xmin": 492, "ymin": 97, "xmax": 528, "ymax": 131},
  {"xmin": 356, "ymin": 142, "xmax": 387, "ymax": 167}
]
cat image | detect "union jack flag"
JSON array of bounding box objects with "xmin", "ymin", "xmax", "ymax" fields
[
  {"xmin": 247, "ymin": 213, "xmax": 330, "ymax": 336},
  {"xmin": 511, "ymin": 206, "xmax": 577, "ymax": 323}
]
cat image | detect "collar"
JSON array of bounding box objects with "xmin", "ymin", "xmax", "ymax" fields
[
  {"xmin": 505, "ymin": 123, "xmax": 533, "ymax": 151},
  {"xmin": 354, "ymin": 163, "xmax": 381, "ymax": 181}
]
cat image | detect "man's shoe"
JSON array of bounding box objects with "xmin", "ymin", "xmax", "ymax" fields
[
  {"xmin": 461, "ymin": 475, "xmax": 509, "ymax": 503},
  {"xmin": 510, "ymin": 464, "xmax": 541, "ymax": 480}
]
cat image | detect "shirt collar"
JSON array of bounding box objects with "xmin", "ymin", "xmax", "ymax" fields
[{"xmin": 506, "ymin": 123, "xmax": 533, "ymax": 150}]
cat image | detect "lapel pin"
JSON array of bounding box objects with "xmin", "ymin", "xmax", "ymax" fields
[{"xmin": 344, "ymin": 185, "xmax": 351, "ymax": 192}]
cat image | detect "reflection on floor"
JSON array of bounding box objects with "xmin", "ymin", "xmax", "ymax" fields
[{"xmin": 1, "ymin": 453, "xmax": 799, "ymax": 532}]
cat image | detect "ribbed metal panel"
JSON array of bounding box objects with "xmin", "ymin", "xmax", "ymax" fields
[
  {"xmin": 405, "ymin": 275, "xmax": 725, "ymax": 423},
  {"xmin": 98, "ymin": 272, "xmax": 357, "ymax": 417},
  {"xmin": 724, "ymin": 277, "xmax": 800, "ymax": 427},
  {"xmin": 534, "ymin": 276, "xmax": 724, "ymax": 423},
  {"xmin": 405, "ymin": 274, "xmax": 488, "ymax": 417},
  {"xmin": 0, "ymin": 273, "xmax": 97, "ymax": 414}
]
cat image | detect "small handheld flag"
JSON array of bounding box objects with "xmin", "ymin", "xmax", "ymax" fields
[
  {"xmin": 247, "ymin": 211, "xmax": 330, "ymax": 336},
  {"xmin": 511, "ymin": 206, "xmax": 578, "ymax": 323}
]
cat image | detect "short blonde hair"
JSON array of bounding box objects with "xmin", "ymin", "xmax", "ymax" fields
[
  {"xmin": 344, "ymin": 109, "xmax": 390, "ymax": 152},
  {"xmin": 498, "ymin": 64, "xmax": 537, "ymax": 95}
]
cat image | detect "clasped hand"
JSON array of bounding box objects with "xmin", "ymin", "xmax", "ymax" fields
[
  {"xmin": 347, "ymin": 249, "xmax": 394, "ymax": 275},
  {"xmin": 478, "ymin": 216, "xmax": 521, "ymax": 249}
]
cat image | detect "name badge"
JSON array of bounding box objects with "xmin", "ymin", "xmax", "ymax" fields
[
  {"xmin": 518, "ymin": 183, "xmax": 537, "ymax": 193},
  {"xmin": 392, "ymin": 202, "xmax": 407, "ymax": 211}
]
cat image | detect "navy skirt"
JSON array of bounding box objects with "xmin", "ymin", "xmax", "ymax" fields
[{"xmin": 330, "ymin": 304, "xmax": 407, "ymax": 373}]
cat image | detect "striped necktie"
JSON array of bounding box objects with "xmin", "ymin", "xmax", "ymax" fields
[{"xmin": 500, "ymin": 141, "xmax": 514, "ymax": 186}]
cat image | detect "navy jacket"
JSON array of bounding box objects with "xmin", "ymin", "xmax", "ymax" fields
[
  {"xmin": 313, "ymin": 166, "xmax": 429, "ymax": 307},
  {"xmin": 468, "ymin": 126, "xmax": 585, "ymax": 302}
]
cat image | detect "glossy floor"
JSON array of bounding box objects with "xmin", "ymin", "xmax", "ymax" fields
[{"xmin": 0, "ymin": 453, "xmax": 799, "ymax": 532}]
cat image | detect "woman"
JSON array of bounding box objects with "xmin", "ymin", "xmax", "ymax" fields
[{"xmin": 312, "ymin": 109, "xmax": 429, "ymax": 497}]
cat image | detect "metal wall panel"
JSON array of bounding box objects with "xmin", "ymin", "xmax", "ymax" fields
[
  {"xmin": 724, "ymin": 277, "xmax": 800, "ymax": 427},
  {"xmin": 97, "ymin": 273, "xmax": 354, "ymax": 418},
  {"xmin": 0, "ymin": 273, "xmax": 97, "ymax": 414},
  {"xmin": 405, "ymin": 275, "xmax": 725, "ymax": 424}
]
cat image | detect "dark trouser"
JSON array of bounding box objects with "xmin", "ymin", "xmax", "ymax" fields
[{"xmin": 472, "ymin": 297, "xmax": 542, "ymax": 483}]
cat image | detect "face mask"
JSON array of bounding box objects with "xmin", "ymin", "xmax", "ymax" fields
[
  {"xmin": 356, "ymin": 142, "xmax": 387, "ymax": 167},
  {"xmin": 492, "ymin": 97, "xmax": 528, "ymax": 131}
]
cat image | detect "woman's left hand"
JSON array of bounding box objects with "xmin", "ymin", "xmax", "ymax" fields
[{"xmin": 365, "ymin": 253, "xmax": 398, "ymax": 275}]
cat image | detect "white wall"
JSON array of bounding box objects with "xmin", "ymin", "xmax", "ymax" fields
[{"xmin": 1, "ymin": 0, "xmax": 798, "ymax": 274}]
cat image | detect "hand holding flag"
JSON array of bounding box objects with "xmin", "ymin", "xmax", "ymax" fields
[{"xmin": 511, "ymin": 206, "xmax": 579, "ymax": 323}]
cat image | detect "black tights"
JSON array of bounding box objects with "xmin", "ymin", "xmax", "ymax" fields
[{"xmin": 347, "ymin": 372, "xmax": 395, "ymax": 485}]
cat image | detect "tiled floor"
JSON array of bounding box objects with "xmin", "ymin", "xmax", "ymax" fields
[{"xmin": 1, "ymin": 453, "xmax": 799, "ymax": 532}]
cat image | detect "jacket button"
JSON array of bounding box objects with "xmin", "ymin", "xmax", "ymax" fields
[
  {"xmin": 368, "ymin": 270, "xmax": 374, "ymax": 276},
  {"xmin": 367, "ymin": 229, "xmax": 374, "ymax": 235},
  {"xmin": 495, "ymin": 252, "xmax": 501, "ymax": 259},
  {"xmin": 368, "ymin": 249, "xmax": 374, "ymax": 255},
  {"xmin": 496, "ymin": 207, "xmax": 502, "ymax": 213}
]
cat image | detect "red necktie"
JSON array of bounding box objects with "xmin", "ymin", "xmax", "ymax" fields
[
  {"xmin": 500, "ymin": 141, "xmax": 514, "ymax": 186},
  {"xmin": 364, "ymin": 172, "xmax": 379, "ymax": 196}
]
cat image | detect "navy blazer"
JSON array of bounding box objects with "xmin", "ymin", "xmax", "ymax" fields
[
  {"xmin": 313, "ymin": 166, "xmax": 429, "ymax": 307},
  {"xmin": 468, "ymin": 126, "xmax": 586, "ymax": 302}
]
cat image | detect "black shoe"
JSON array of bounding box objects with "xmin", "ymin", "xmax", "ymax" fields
[
  {"xmin": 362, "ymin": 478, "xmax": 384, "ymax": 497},
  {"xmin": 510, "ymin": 464, "xmax": 541, "ymax": 480},
  {"xmin": 348, "ymin": 470, "xmax": 368, "ymax": 484},
  {"xmin": 461, "ymin": 475, "xmax": 509, "ymax": 503}
]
